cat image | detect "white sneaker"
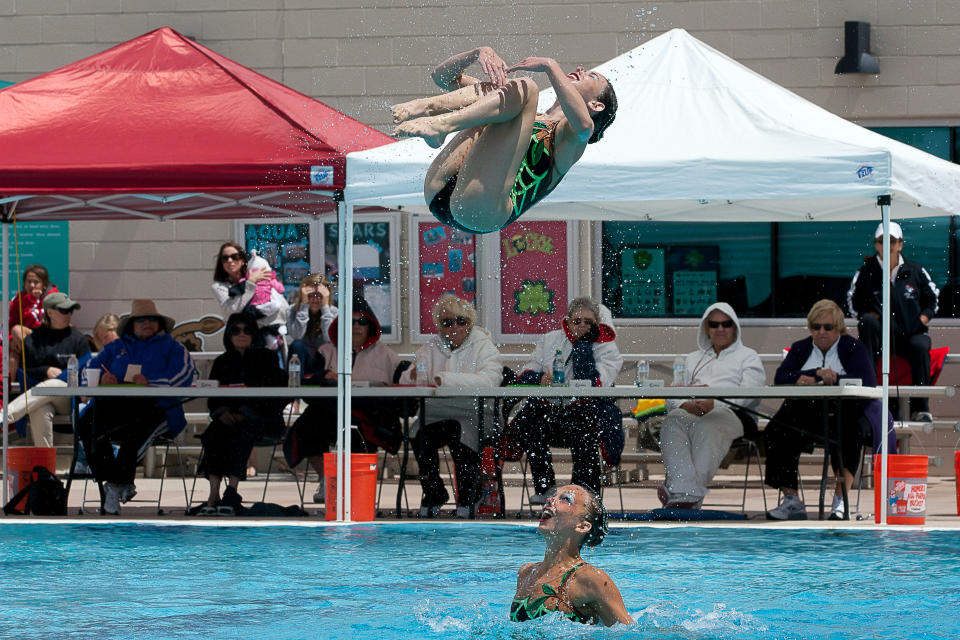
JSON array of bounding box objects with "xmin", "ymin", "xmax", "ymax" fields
[
  {"xmin": 767, "ymin": 494, "xmax": 807, "ymax": 520},
  {"xmin": 829, "ymin": 494, "xmax": 846, "ymax": 520},
  {"xmin": 103, "ymin": 483, "xmax": 122, "ymax": 515}
]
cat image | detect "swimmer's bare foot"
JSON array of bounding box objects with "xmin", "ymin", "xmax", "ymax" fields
[
  {"xmin": 393, "ymin": 118, "xmax": 448, "ymax": 149},
  {"xmin": 392, "ymin": 98, "xmax": 431, "ymax": 124}
]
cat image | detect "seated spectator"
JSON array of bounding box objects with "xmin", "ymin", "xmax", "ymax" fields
[
  {"xmin": 286, "ymin": 273, "xmax": 338, "ymax": 382},
  {"xmin": 77, "ymin": 299, "xmax": 194, "ymax": 515},
  {"xmin": 192, "ymin": 313, "xmax": 287, "ymax": 515},
  {"xmin": 6, "ymin": 293, "xmax": 89, "ymax": 447},
  {"xmin": 765, "ymin": 299, "xmax": 884, "ymax": 521},
  {"xmin": 87, "ymin": 313, "xmax": 120, "ymax": 352},
  {"xmin": 8, "ymin": 264, "xmax": 58, "ymax": 380},
  {"xmin": 508, "ymin": 297, "xmax": 624, "ymax": 505},
  {"xmin": 658, "ymin": 302, "xmax": 764, "ymax": 509},
  {"xmin": 285, "ymin": 294, "xmax": 401, "ymax": 504},
  {"xmin": 398, "ymin": 294, "xmax": 502, "ymax": 518},
  {"xmin": 211, "ymin": 242, "xmax": 288, "ymax": 358},
  {"xmin": 847, "ymin": 222, "xmax": 939, "ymax": 421}
]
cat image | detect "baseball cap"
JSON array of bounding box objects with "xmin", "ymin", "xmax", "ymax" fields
[
  {"xmin": 874, "ymin": 222, "xmax": 903, "ymax": 240},
  {"xmin": 42, "ymin": 292, "xmax": 81, "ymax": 313}
]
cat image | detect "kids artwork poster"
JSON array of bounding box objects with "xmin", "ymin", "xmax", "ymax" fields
[
  {"xmin": 243, "ymin": 223, "xmax": 310, "ymax": 299},
  {"xmin": 499, "ymin": 221, "xmax": 568, "ymax": 335},
  {"xmin": 417, "ymin": 222, "xmax": 476, "ymax": 333}
]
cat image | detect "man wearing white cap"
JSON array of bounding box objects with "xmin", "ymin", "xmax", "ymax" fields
[{"xmin": 847, "ymin": 222, "xmax": 940, "ymax": 421}]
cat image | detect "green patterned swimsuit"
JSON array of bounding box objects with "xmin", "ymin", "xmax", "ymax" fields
[{"xmin": 510, "ymin": 561, "xmax": 596, "ymax": 625}]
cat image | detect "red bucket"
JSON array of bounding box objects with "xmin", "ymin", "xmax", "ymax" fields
[
  {"xmin": 5, "ymin": 447, "xmax": 57, "ymax": 512},
  {"xmin": 874, "ymin": 454, "xmax": 928, "ymax": 525},
  {"xmin": 323, "ymin": 453, "xmax": 378, "ymax": 521}
]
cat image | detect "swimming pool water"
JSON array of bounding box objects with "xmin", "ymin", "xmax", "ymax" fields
[{"xmin": 1, "ymin": 523, "xmax": 957, "ymax": 640}]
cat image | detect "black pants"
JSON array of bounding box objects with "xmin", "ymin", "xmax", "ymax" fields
[
  {"xmin": 510, "ymin": 399, "xmax": 602, "ymax": 495},
  {"xmin": 197, "ymin": 409, "xmax": 284, "ymax": 480},
  {"xmin": 77, "ymin": 398, "xmax": 169, "ymax": 485},
  {"xmin": 764, "ymin": 399, "xmax": 866, "ymax": 491},
  {"xmin": 413, "ymin": 420, "xmax": 480, "ymax": 508},
  {"xmin": 858, "ymin": 314, "xmax": 931, "ymax": 413}
]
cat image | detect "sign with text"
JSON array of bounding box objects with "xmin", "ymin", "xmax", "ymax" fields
[
  {"xmin": 416, "ymin": 222, "xmax": 476, "ymax": 333},
  {"xmin": 499, "ymin": 221, "xmax": 568, "ymax": 335},
  {"xmin": 324, "ymin": 220, "xmax": 396, "ymax": 334},
  {"xmin": 5, "ymin": 222, "xmax": 69, "ymax": 296},
  {"xmin": 243, "ymin": 222, "xmax": 310, "ymax": 300}
]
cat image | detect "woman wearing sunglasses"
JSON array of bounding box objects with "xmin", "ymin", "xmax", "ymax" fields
[
  {"xmin": 509, "ymin": 297, "xmax": 623, "ymax": 505},
  {"xmin": 211, "ymin": 241, "xmax": 288, "ymax": 350},
  {"xmin": 191, "ymin": 313, "xmax": 287, "ymax": 515},
  {"xmin": 765, "ymin": 299, "xmax": 887, "ymax": 521},
  {"xmin": 285, "ymin": 294, "xmax": 402, "ymax": 505},
  {"xmin": 658, "ymin": 302, "xmax": 765, "ymax": 510},
  {"xmin": 398, "ymin": 293, "xmax": 503, "ymax": 518}
]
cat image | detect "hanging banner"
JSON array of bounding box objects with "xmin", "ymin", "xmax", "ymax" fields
[
  {"xmin": 6, "ymin": 222, "xmax": 70, "ymax": 296},
  {"xmin": 499, "ymin": 221, "xmax": 568, "ymax": 335},
  {"xmin": 416, "ymin": 222, "xmax": 476, "ymax": 333}
]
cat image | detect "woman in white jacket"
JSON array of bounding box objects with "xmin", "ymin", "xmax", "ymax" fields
[
  {"xmin": 658, "ymin": 302, "xmax": 766, "ymax": 509},
  {"xmin": 399, "ymin": 294, "xmax": 503, "ymax": 518}
]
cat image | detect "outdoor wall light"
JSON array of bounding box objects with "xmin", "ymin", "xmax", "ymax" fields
[{"xmin": 835, "ymin": 21, "xmax": 879, "ymax": 74}]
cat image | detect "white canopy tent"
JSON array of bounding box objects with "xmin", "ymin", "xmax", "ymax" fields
[{"xmin": 339, "ymin": 29, "xmax": 960, "ymax": 523}]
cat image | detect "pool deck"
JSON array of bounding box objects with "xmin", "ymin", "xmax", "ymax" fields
[{"xmin": 4, "ymin": 474, "xmax": 958, "ymax": 528}]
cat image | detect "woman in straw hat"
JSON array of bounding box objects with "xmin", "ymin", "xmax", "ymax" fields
[{"xmin": 78, "ymin": 299, "xmax": 194, "ymax": 515}]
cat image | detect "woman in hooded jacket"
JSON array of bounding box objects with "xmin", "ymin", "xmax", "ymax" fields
[
  {"xmin": 192, "ymin": 312, "xmax": 287, "ymax": 514},
  {"xmin": 658, "ymin": 302, "xmax": 766, "ymax": 509},
  {"xmin": 284, "ymin": 294, "xmax": 401, "ymax": 504},
  {"xmin": 398, "ymin": 294, "xmax": 503, "ymax": 518}
]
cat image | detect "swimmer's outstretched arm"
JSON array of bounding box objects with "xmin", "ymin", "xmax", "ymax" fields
[{"xmin": 432, "ymin": 46, "xmax": 507, "ymax": 90}]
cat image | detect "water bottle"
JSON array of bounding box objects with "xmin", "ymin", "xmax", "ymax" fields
[
  {"xmin": 66, "ymin": 354, "xmax": 79, "ymax": 387},
  {"xmin": 672, "ymin": 357, "xmax": 686, "ymax": 386},
  {"xmin": 635, "ymin": 359, "xmax": 649, "ymax": 387},
  {"xmin": 288, "ymin": 353, "xmax": 301, "ymax": 388},
  {"xmin": 416, "ymin": 360, "xmax": 428, "ymax": 386},
  {"xmin": 551, "ymin": 350, "xmax": 566, "ymax": 386}
]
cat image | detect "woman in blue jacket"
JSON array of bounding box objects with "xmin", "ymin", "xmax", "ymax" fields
[
  {"xmin": 78, "ymin": 299, "xmax": 194, "ymax": 515},
  {"xmin": 765, "ymin": 299, "xmax": 881, "ymax": 521}
]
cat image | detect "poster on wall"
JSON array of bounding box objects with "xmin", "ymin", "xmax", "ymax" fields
[
  {"xmin": 324, "ymin": 219, "xmax": 396, "ymax": 335},
  {"xmin": 416, "ymin": 221, "xmax": 476, "ymax": 334},
  {"xmin": 499, "ymin": 221, "xmax": 568, "ymax": 335},
  {"xmin": 669, "ymin": 246, "xmax": 718, "ymax": 316},
  {"xmin": 243, "ymin": 222, "xmax": 310, "ymax": 300},
  {"xmin": 620, "ymin": 248, "xmax": 666, "ymax": 316},
  {"xmin": 6, "ymin": 222, "xmax": 69, "ymax": 295}
]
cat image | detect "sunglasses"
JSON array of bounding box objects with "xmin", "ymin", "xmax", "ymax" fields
[
  {"xmin": 133, "ymin": 316, "xmax": 160, "ymax": 324},
  {"xmin": 707, "ymin": 320, "xmax": 735, "ymax": 329},
  {"xmin": 220, "ymin": 253, "xmax": 243, "ymax": 263},
  {"xmin": 810, "ymin": 323, "xmax": 835, "ymax": 332},
  {"xmin": 352, "ymin": 316, "xmax": 371, "ymax": 326},
  {"xmin": 230, "ymin": 325, "xmax": 255, "ymax": 336},
  {"xmin": 569, "ymin": 317, "xmax": 595, "ymax": 326},
  {"xmin": 439, "ymin": 316, "xmax": 468, "ymax": 328}
]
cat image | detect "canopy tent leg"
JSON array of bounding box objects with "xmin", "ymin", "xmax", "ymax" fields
[
  {"xmin": 335, "ymin": 194, "xmax": 355, "ymax": 522},
  {"xmin": 878, "ymin": 194, "xmax": 892, "ymax": 525}
]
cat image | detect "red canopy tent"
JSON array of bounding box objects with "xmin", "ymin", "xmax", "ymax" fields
[
  {"xmin": 0, "ymin": 27, "xmax": 395, "ymax": 513},
  {"xmin": 0, "ymin": 26, "xmax": 393, "ymax": 220}
]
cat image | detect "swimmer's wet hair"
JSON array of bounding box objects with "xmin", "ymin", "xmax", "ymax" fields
[
  {"xmin": 588, "ymin": 79, "xmax": 617, "ymax": 144},
  {"xmin": 579, "ymin": 484, "xmax": 609, "ymax": 548}
]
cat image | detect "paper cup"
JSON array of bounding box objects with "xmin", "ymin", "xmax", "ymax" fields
[{"xmin": 85, "ymin": 369, "xmax": 101, "ymax": 387}]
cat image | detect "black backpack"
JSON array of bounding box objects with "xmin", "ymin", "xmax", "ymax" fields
[{"xmin": 2, "ymin": 466, "xmax": 67, "ymax": 516}]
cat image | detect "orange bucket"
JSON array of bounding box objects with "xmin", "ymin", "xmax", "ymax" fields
[
  {"xmin": 323, "ymin": 453, "xmax": 378, "ymax": 521},
  {"xmin": 954, "ymin": 451, "xmax": 959, "ymax": 516},
  {"xmin": 874, "ymin": 454, "xmax": 928, "ymax": 525},
  {"xmin": 5, "ymin": 447, "xmax": 57, "ymax": 512}
]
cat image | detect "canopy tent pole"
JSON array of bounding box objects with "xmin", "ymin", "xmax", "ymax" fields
[
  {"xmin": 2, "ymin": 218, "xmax": 8, "ymax": 505},
  {"xmin": 879, "ymin": 194, "xmax": 892, "ymax": 525},
  {"xmin": 335, "ymin": 194, "xmax": 354, "ymax": 521}
]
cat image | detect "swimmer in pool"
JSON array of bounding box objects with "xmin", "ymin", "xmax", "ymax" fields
[
  {"xmin": 510, "ymin": 484, "xmax": 632, "ymax": 626},
  {"xmin": 392, "ymin": 46, "xmax": 617, "ymax": 234}
]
